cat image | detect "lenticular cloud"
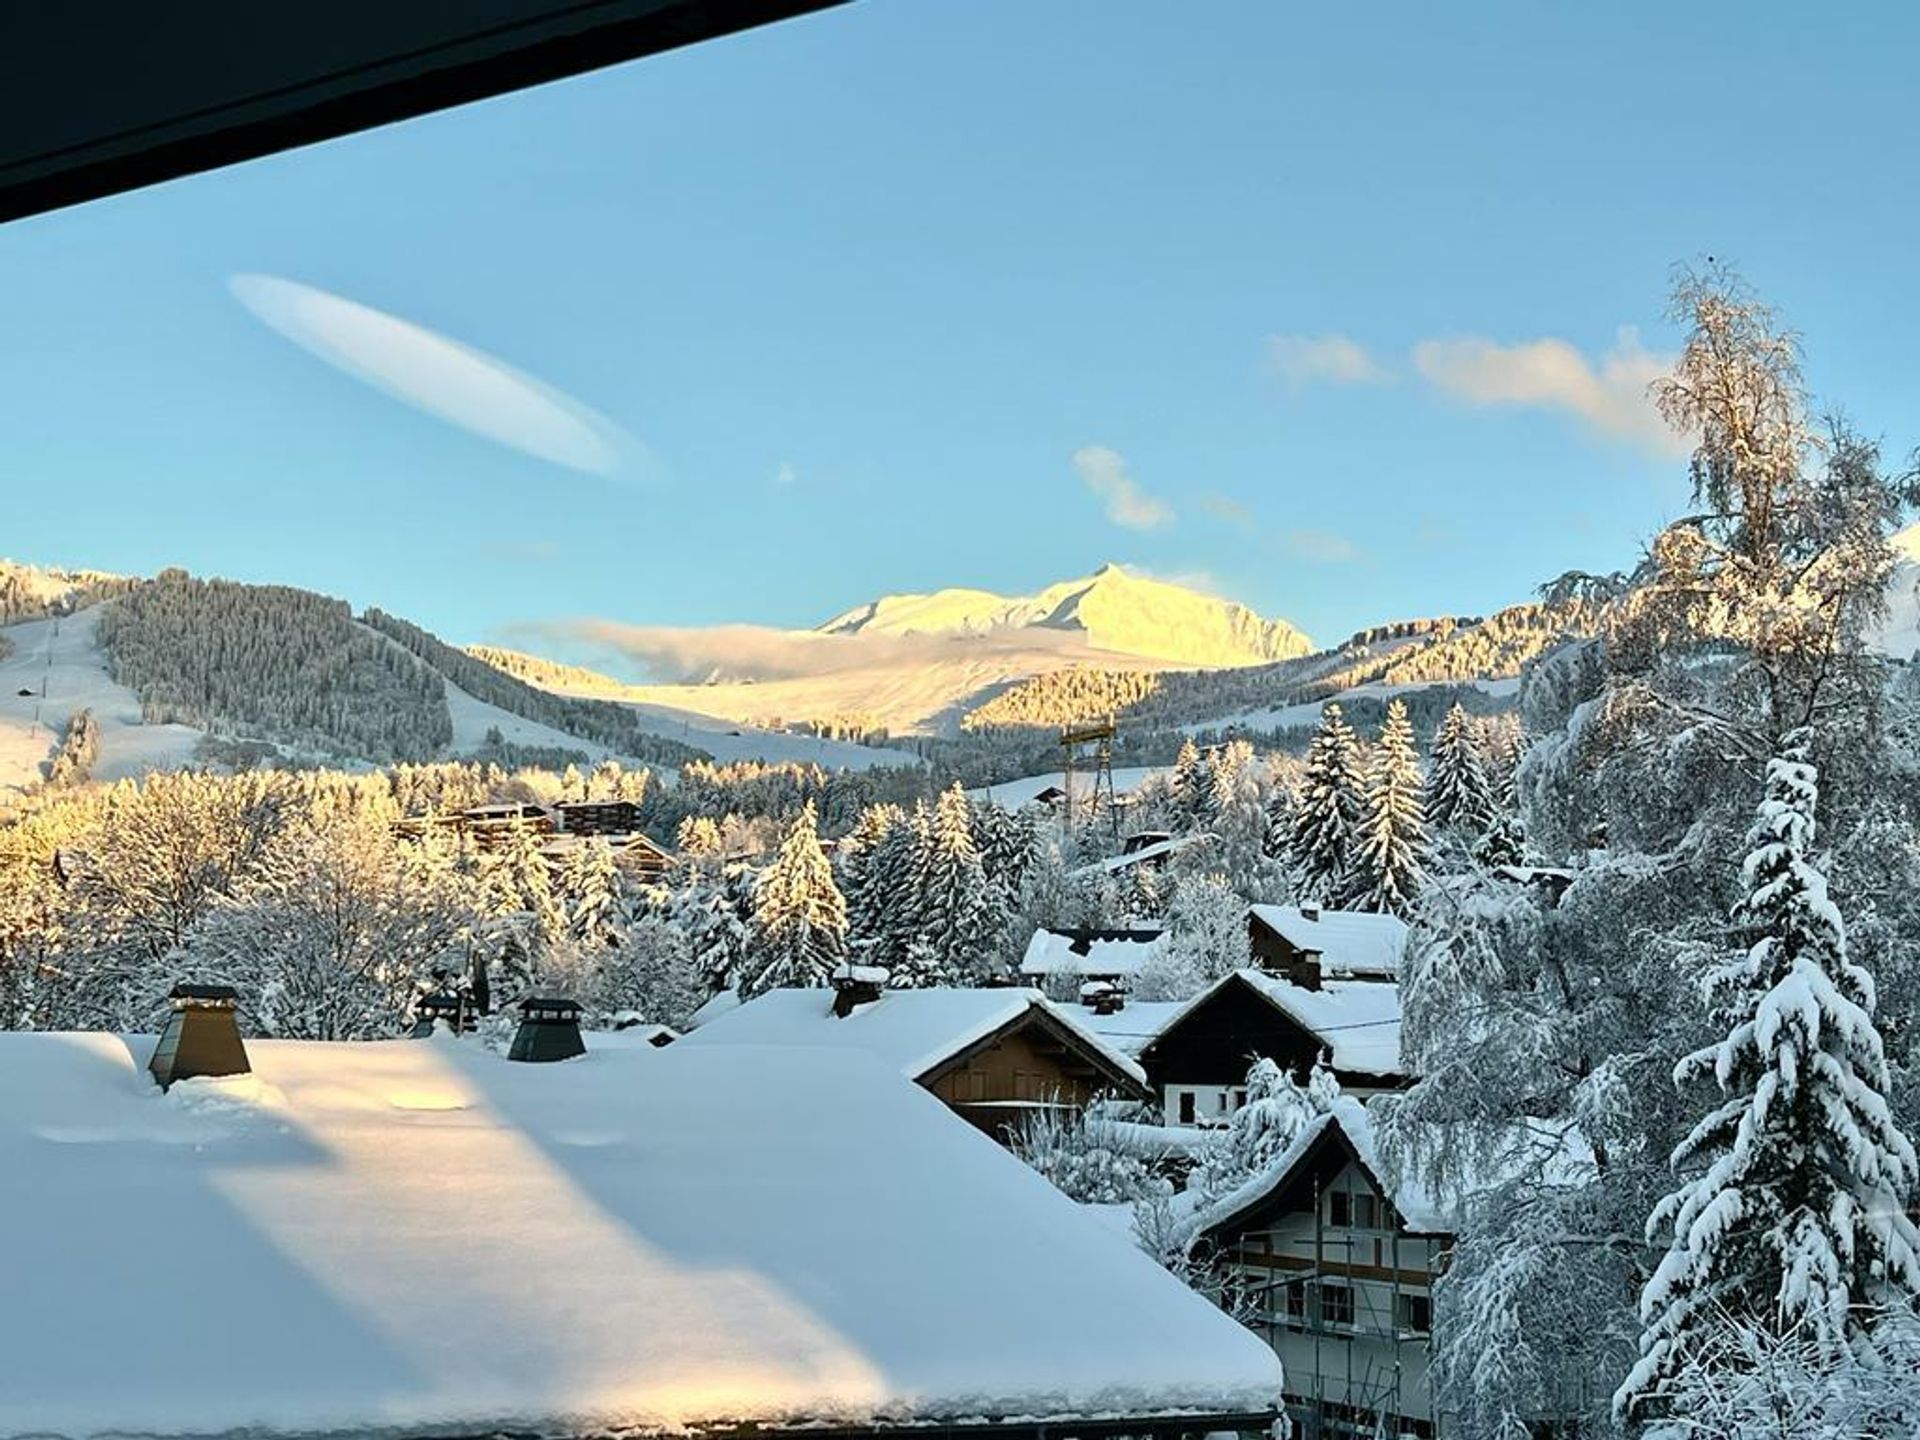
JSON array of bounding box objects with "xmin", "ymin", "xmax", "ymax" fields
[{"xmin": 230, "ymin": 273, "xmax": 636, "ymax": 478}]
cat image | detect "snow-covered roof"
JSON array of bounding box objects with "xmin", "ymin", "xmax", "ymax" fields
[
  {"xmin": 1019, "ymin": 926, "xmax": 1167, "ymax": 980},
  {"xmin": 1071, "ymin": 835, "xmax": 1209, "ymax": 877},
  {"xmin": 1070, "ymin": 998, "xmax": 1189, "ymax": 1058},
  {"xmin": 1183, "ymin": 1099, "xmax": 1444, "ymax": 1243},
  {"xmin": 1188, "ymin": 1098, "xmax": 1593, "ymax": 1246},
  {"xmin": 0, "ymin": 1032, "xmax": 1281, "ymax": 1440},
  {"xmin": 678, "ymin": 986, "xmax": 1150, "ymax": 1090},
  {"xmin": 1247, "ymin": 904, "xmax": 1409, "ymax": 978},
  {"xmin": 1145, "ymin": 970, "xmax": 1405, "ymax": 1079},
  {"xmin": 1238, "ymin": 971, "xmax": 1405, "ymax": 1077}
]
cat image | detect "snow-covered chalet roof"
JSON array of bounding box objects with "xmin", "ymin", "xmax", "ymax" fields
[
  {"xmin": 1070, "ymin": 835, "xmax": 1210, "ymax": 878},
  {"xmin": 1146, "ymin": 969, "xmax": 1405, "ymax": 1079},
  {"xmin": 1247, "ymin": 904, "xmax": 1409, "ymax": 978},
  {"xmin": 1019, "ymin": 926, "xmax": 1167, "ymax": 980},
  {"xmin": 0, "ymin": 1031, "xmax": 1280, "ymax": 1440},
  {"xmin": 677, "ymin": 985, "xmax": 1149, "ymax": 1090},
  {"xmin": 1187, "ymin": 1098, "xmax": 1594, "ymax": 1247}
]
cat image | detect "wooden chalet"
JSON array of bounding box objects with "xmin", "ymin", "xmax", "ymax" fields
[
  {"xmin": 458, "ymin": 801, "xmax": 555, "ymax": 851},
  {"xmin": 1247, "ymin": 904, "xmax": 1409, "ymax": 989},
  {"xmin": 1193, "ymin": 1105, "xmax": 1442, "ymax": 1440},
  {"xmin": 678, "ymin": 983, "xmax": 1152, "ymax": 1141},
  {"xmin": 553, "ymin": 798, "xmax": 646, "ymax": 836},
  {"xmin": 1137, "ymin": 970, "xmax": 1406, "ymax": 1127},
  {"xmin": 540, "ymin": 830, "xmax": 675, "ymax": 881}
]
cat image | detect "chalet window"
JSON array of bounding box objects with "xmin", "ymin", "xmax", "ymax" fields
[
  {"xmin": 1178, "ymin": 1091, "xmax": 1196, "ymax": 1124},
  {"xmin": 1316, "ymin": 1282, "xmax": 1354, "ymax": 1328},
  {"xmin": 1231, "ymin": 1088, "xmax": 1248, "ymax": 1110},
  {"xmin": 1328, "ymin": 1190, "xmax": 1351, "ymax": 1227},
  {"xmin": 1353, "ymin": 1192, "xmax": 1383, "ymax": 1230},
  {"xmin": 1280, "ymin": 1280, "xmax": 1307, "ymax": 1326},
  {"xmin": 1396, "ymin": 1291, "xmax": 1433, "ymax": 1335}
]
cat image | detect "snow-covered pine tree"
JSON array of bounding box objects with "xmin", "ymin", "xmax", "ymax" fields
[
  {"xmin": 740, "ymin": 802, "xmax": 846, "ymax": 998},
  {"xmin": 1426, "ymin": 702, "xmax": 1495, "ymax": 834},
  {"xmin": 1132, "ymin": 873, "xmax": 1250, "ymax": 1002},
  {"xmin": 554, "ymin": 836, "xmax": 621, "ymax": 950},
  {"xmin": 1170, "ymin": 737, "xmax": 1216, "ymax": 831},
  {"xmin": 671, "ymin": 859, "xmax": 756, "ymax": 994},
  {"xmin": 1190, "ymin": 1056, "xmax": 1330, "ymax": 1202},
  {"xmin": 1288, "ymin": 703, "xmax": 1366, "ymax": 905},
  {"xmin": 1474, "ymin": 712, "xmax": 1527, "ymax": 812},
  {"xmin": 865, "ymin": 801, "xmax": 927, "ymax": 971},
  {"xmin": 675, "ymin": 814, "xmax": 724, "ymax": 865},
  {"xmin": 915, "ymin": 784, "xmax": 1000, "ymax": 986},
  {"xmin": 1352, "ymin": 700, "xmax": 1428, "ymax": 916},
  {"xmin": 1617, "ymin": 733, "xmax": 1920, "ymax": 1418},
  {"xmin": 838, "ymin": 802, "xmax": 904, "ymax": 950}
]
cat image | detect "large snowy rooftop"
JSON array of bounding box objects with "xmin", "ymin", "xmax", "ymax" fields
[
  {"xmin": 0, "ymin": 1032, "xmax": 1279, "ymax": 1440},
  {"xmin": 1247, "ymin": 904, "xmax": 1409, "ymax": 978},
  {"xmin": 678, "ymin": 985, "xmax": 1149, "ymax": 1088}
]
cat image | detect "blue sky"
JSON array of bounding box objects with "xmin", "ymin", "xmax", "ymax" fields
[{"xmin": 1, "ymin": 0, "xmax": 1914, "ymax": 660}]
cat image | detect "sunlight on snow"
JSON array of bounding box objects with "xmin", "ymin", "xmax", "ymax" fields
[{"xmin": 205, "ymin": 1041, "xmax": 888, "ymax": 1429}]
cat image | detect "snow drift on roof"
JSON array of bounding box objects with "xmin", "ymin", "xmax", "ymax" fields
[
  {"xmin": 677, "ymin": 985, "xmax": 1148, "ymax": 1089},
  {"xmin": 1247, "ymin": 904, "xmax": 1409, "ymax": 977},
  {"xmin": 0, "ymin": 1031, "xmax": 1279, "ymax": 1440},
  {"xmin": 1019, "ymin": 927, "xmax": 1167, "ymax": 979}
]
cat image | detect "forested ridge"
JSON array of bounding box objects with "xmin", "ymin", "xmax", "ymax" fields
[{"xmin": 98, "ymin": 571, "xmax": 452, "ymax": 762}]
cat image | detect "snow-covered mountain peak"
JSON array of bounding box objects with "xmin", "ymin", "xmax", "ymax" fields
[{"xmin": 815, "ymin": 565, "xmax": 1313, "ymax": 668}]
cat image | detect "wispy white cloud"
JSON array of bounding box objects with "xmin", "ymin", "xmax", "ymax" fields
[
  {"xmin": 773, "ymin": 461, "xmax": 798, "ymax": 487},
  {"xmin": 1281, "ymin": 529, "xmax": 1365, "ymax": 564},
  {"xmin": 1266, "ymin": 333, "xmax": 1390, "ymax": 387},
  {"xmin": 1072, "ymin": 445, "xmax": 1174, "ymax": 531},
  {"xmin": 1199, "ymin": 490, "xmax": 1359, "ymax": 564},
  {"xmin": 1200, "ymin": 492, "xmax": 1255, "ymax": 528},
  {"xmin": 230, "ymin": 273, "xmax": 642, "ymax": 478},
  {"xmin": 520, "ymin": 617, "xmax": 1100, "ymax": 685},
  {"xmin": 1411, "ymin": 326, "xmax": 1682, "ymax": 456}
]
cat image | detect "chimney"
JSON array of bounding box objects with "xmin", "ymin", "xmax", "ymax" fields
[
  {"xmin": 507, "ymin": 995, "xmax": 586, "ymax": 1062},
  {"xmin": 1300, "ymin": 904, "xmax": 1321, "ymax": 922},
  {"xmin": 149, "ymin": 983, "xmax": 250, "ymax": 1090},
  {"xmin": 1080, "ymin": 980, "xmax": 1124, "ymax": 1016},
  {"xmin": 409, "ymin": 990, "xmax": 473, "ymax": 1038},
  {"xmin": 830, "ymin": 963, "xmax": 888, "ymax": 1018}
]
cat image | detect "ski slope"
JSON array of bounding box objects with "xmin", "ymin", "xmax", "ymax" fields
[{"xmin": 0, "ymin": 609, "xmax": 204, "ymax": 795}]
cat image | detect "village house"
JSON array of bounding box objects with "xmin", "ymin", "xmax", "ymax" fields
[
  {"xmin": 538, "ymin": 829, "xmax": 674, "ymax": 881},
  {"xmin": 0, "ymin": 1023, "xmax": 1284, "ymax": 1440},
  {"xmin": 1187, "ymin": 1100, "xmax": 1593, "ymax": 1440},
  {"xmin": 1189, "ymin": 1101, "xmax": 1441, "ymax": 1440},
  {"xmin": 551, "ymin": 797, "xmax": 646, "ymax": 836},
  {"xmin": 1137, "ymin": 969, "xmax": 1406, "ymax": 1127},
  {"xmin": 1246, "ymin": 904, "xmax": 1408, "ymax": 989},
  {"xmin": 679, "ymin": 974, "xmax": 1152, "ymax": 1139}
]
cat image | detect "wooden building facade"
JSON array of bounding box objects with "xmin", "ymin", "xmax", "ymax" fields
[
  {"xmin": 1197, "ymin": 1115, "xmax": 1442, "ymax": 1440},
  {"xmin": 1138, "ymin": 972, "xmax": 1407, "ymax": 1127},
  {"xmin": 918, "ymin": 1005, "xmax": 1152, "ymax": 1136}
]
